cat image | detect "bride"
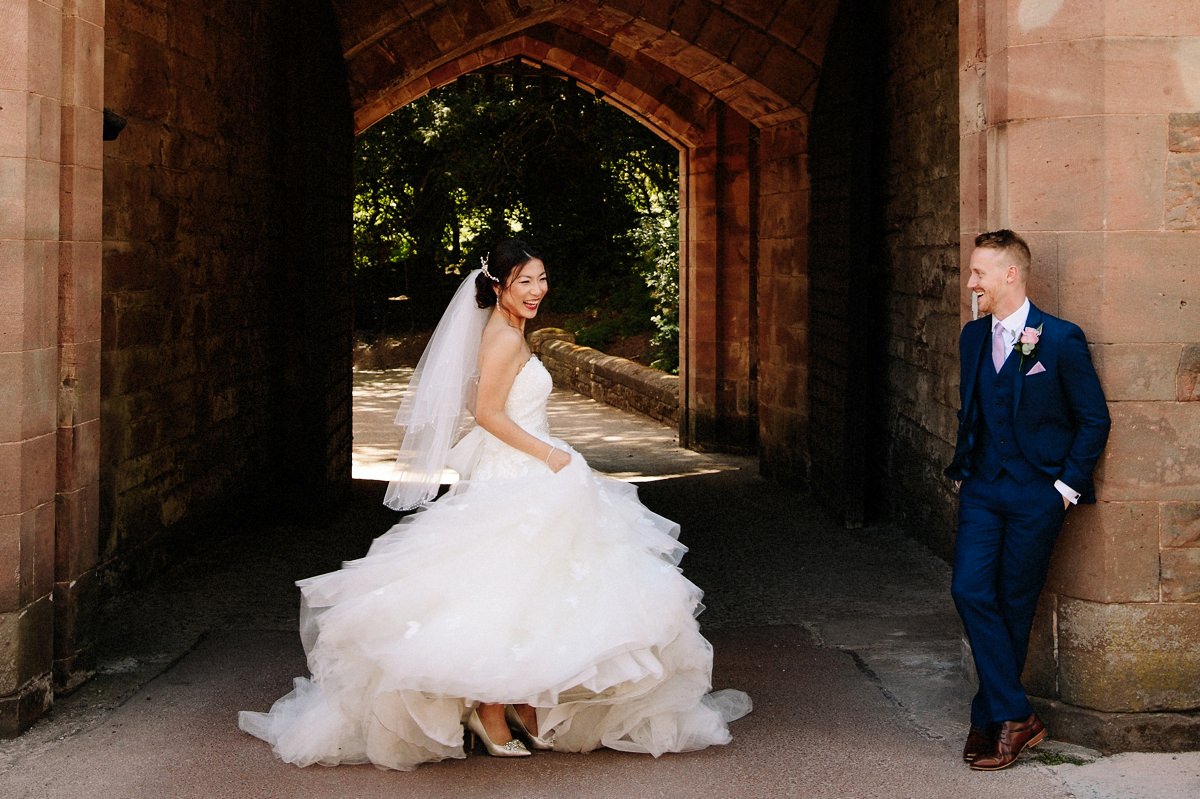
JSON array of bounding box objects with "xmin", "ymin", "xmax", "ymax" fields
[{"xmin": 239, "ymin": 239, "xmax": 751, "ymax": 770}]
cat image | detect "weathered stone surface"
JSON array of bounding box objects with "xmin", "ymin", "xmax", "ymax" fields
[
  {"xmin": 0, "ymin": 90, "xmax": 30, "ymax": 159},
  {"xmin": 533, "ymin": 332, "xmax": 680, "ymax": 427},
  {"xmin": 1180, "ymin": 345, "xmax": 1200, "ymax": 401},
  {"xmin": 1104, "ymin": 1, "xmax": 1200, "ymax": 37},
  {"xmin": 1103, "ymin": 37, "xmax": 1200, "ymax": 115},
  {"xmin": 52, "ymin": 570, "xmax": 98, "ymax": 692},
  {"xmin": 1161, "ymin": 548, "xmax": 1200, "ymax": 603},
  {"xmin": 0, "ymin": 9, "xmax": 30, "ymax": 92},
  {"xmin": 1168, "ymin": 112, "xmax": 1200, "ymax": 152},
  {"xmin": 55, "ymin": 480, "xmax": 99, "ymax": 578},
  {"xmin": 1058, "ymin": 598, "xmax": 1200, "ymax": 712},
  {"xmin": 0, "ymin": 594, "xmax": 52, "ymax": 696},
  {"xmin": 1165, "ymin": 152, "xmax": 1200, "ymax": 229},
  {"xmin": 1002, "ymin": 0, "xmax": 1104, "ymax": 46},
  {"xmin": 0, "ymin": 433, "xmax": 55, "ymax": 519},
  {"xmin": 1048, "ymin": 501, "xmax": 1160, "ymax": 603},
  {"xmin": 1105, "ymin": 115, "xmax": 1168, "ymax": 231},
  {"xmin": 1002, "ymin": 116, "xmax": 1109, "ymax": 231},
  {"xmin": 26, "ymin": 0, "xmax": 62, "ymax": 99},
  {"xmin": 1161, "ymin": 502, "xmax": 1200, "ymax": 548},
  {"xmin": 0, "ymin": 672, "xmax": 51, "ymax": 738},
  {"xmin": 864, "ymin": 0, "xmax": 960, "ymax": 540},
  {"xmin": 1090, "ymin": 343, "xmax": 1182, "ymax": 402},
  {"xmin": 755, "ymin": 126, "xmax": 811, "ymax": 492},
  {"xmin": 0, "ymin": 237, "xmax": 28, "ymax": 346},
  {"xmin": 100, "ymin": 0, "xmax": 355, "ymax": 574},
  {"xmin": 1100, "ymin": 402, "xmax": 1200, "ymax": 501},
  {"xmin": 1004, "ymin": 38, "xmax": 1103, "ymax": 120},
  {"xmin": 1031, "ymin": 695, "xmax": 1200, "ymax": 754},
  {"xmin": 0, "ymin": 157, "xmax": 29, "ymax": 240},
  {"xmin": 21, "ymin": 499, "xmax": 54, "ymax": 607},
  {"xmin": 24, "ymin": 156, "xmax": 59, "ymax": 240},
  {"xmin": 1023, "ymin": 592, "xmax": 1058, "ymax": 699},
  {"xmin": 1060, "ymin": 232, "xmax": 1200, "ymax": 345},
  {"xmin": 0, "ymin": 513, "xmax": 18, "ymax": 612}
]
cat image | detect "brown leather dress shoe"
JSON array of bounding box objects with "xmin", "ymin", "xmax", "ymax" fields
[
  {"xmin": 970, "ymin": 713, "xmax": 1046, "ymax": 771},
  {"xmin": 962, "ymin": 725, "xmax": 997, "ymax": 763}
]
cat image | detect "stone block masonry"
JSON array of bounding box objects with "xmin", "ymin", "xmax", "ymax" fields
[
  {"xmin": 960, "ymin": 0, "xmax": 1200, "ymax": 751},
  {"xmin": 5, "ymin": 0, "xmax": 1198, "ymax": 751},
  {"xmin": 876, "ymin": 0, "xmax": 961, "ymax": 555},
  {"xmin": 0, "ymin": 0, "xmax": 105, "ymax": 736},
  {"xmin": 531, "ymin": 329, "xmax": 680, "ymax": 427},
  {"xmin": 100, "ymin": 0, "xmax": 354, "ymax": 597},
  {"xmin": 803, "ymin": 0, "xmax": 960, "ymax": 541}
]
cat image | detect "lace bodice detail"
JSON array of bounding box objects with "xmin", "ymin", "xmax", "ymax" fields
[
  {"xmin": 503, "ymin": 356, "xmax": 552, "ymax": 438},
  {"xmin": 471, "ymin": 357, "xmax": 553, "ymax": 480}
]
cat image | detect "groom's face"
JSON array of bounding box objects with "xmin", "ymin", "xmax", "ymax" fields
[{"xmin": 967, "ymin": 246, "xmax": 1019, "ymax": 318}]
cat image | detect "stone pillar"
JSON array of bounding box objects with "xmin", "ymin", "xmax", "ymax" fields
[
  {"xmin": 54, "ymin": 0, "xmax": 103, "ymax": 694},
  {"xmin": 679, "ymin": 104, "xmax": 756, "ymax": 452},
  {"xmin": 0, "ymin": 0, "xmax": 61, "ymax": 736},
  {"xmin": 960, "ymin": 0, "xmax": 1200, "ymax": 750},
  {"xmin": 0, "ymin": 0, "xmax": 104, "ymax": 737}
]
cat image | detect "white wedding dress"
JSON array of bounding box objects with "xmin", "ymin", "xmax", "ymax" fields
[{"xmin": 239, "ymin": 356, "xmax": 751, "ymax": 770}]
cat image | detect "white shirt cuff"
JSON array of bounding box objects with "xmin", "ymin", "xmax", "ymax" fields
[{"xmin": 1055, "ymin": 480, "xmax": 1081, "ymax": 505}]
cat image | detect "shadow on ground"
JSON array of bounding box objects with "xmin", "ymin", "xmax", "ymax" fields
[{"xmin": 2, "ymin": 382, "xmax": 1195, "ymax": 798}]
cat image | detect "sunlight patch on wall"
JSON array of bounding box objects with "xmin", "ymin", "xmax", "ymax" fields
[{"xmin": 1017, "ymin": 0, "xmax": 1064, "ymax": 31}]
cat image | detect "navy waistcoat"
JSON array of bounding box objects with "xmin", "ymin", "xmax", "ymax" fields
[{"xmin": 972, "ymin": 348, "xmax": 1038, "ymax": 484}]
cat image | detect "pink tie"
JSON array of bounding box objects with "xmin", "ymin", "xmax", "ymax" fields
[{"xmin": 992, "ymin": 324, "xmax": 1008, "ymax": 372}]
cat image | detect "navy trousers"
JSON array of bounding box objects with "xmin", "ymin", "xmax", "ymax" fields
[{"xmin": 951, "ymin": 472, "xmax": 1066, "ymax": 726}]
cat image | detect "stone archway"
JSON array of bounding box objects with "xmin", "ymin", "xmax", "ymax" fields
[
  {"xmin": 2, "ymin": 0, "xmax": 838, "ymax": 735},
  {"xmin": 335, "ymin": 2, "xmax": 837, "ymax": 464},
  {"xmin": 8, "ymin": 0, "xmax": 1196, "ymax": 751}
]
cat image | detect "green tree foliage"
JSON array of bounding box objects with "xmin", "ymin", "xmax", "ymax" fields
[{"xmin": 353, "ymin": 64, "xmax": 680, "ymax": 369}]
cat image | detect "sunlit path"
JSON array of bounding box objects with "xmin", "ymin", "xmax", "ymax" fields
[{"xmin": 353, "ymin": 367, "xmax": 736, "ymax": 484}]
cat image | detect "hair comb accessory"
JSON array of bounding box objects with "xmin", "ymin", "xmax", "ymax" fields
[{"xmin": 481, "ymin": 255, "xmax": 499, "ymax": 283}]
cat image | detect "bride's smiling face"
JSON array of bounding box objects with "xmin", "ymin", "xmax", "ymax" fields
[{"xmin": 496, "ymin": 258, "xmax": 548, "ymax": 320}]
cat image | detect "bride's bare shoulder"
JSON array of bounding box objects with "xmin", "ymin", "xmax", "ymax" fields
[{"xmin": 479, "ymin": 321, "xmax": 526, "ymax": 367}]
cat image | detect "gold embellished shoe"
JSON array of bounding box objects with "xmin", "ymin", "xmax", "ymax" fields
[
  {"xmin": 466, "ymin": 708, "xmax": 531, "ymax": 758},
  {"xmin": 505, "ymin": 704, "xmax": 554, "ymax": 751}
]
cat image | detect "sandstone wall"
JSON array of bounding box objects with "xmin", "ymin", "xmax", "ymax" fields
[
  {"xmin": 957, "ymin": 1, "xmax": 1200, "ymax": 748},
  {"xmin": 806, "ymin": 0, "xmax": 887, "ymax": 527},
  {"xmin": 101, "ymin": 0, "xmax": 353, "ymax": 583},
  {"xmin": 0, "ymin": 0, "xmax": 107, "ymax": 734},
  {"xmin": 754, "ymin": 120, "xmax": 810, "ymax": 487},
  {"xmin": 877, "ymin": 0, "xmax": 961, "ymax": 556},
  {"xmin": 804, "ymin": 0, "xmax": 959, "ymax": 541}
]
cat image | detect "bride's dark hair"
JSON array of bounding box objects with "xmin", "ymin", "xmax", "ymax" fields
[{"xmin": 475, "ymin": 239, "xmax": 543, "ymax": 309}]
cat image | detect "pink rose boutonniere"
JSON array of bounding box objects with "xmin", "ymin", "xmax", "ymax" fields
[{"xmin": 1014, "ymin": 324, "xmax": 1043, "ymax": 365}]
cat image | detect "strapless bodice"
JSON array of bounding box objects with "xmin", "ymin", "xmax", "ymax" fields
[
  {"xmin": 502, "ymin": 356, "xmax": 552, "ymax": 438},
  {"xmin": 471, "ymin": 356, "xmax": 554, "ymax": 480}
]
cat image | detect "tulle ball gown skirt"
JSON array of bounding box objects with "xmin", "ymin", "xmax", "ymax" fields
[{"xmin": 239, "ymin": 441, "xmax": 751, "ymax": 771}]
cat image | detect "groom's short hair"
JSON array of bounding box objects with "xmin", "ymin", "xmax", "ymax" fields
[{"xmin": 975, "ymin": 229, "xmax": 1031, "ymax": 279}]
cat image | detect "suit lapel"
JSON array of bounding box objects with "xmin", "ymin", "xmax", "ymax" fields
[
  {"xmin": 961, "ymin": 316, "xmax": 990, "ymax": 426},
  {"xmin": 1011, "ymin": 303, "xmax": 1044, "ymax": 417}
]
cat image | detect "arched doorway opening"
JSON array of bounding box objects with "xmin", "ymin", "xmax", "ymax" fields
[
  {"xmin": 10, "ymin": 0, "xmax": 838, "ymax": 733},
  {"xmin": 349, "ymin": 56, "xmax": 683, "ymax": 372}
]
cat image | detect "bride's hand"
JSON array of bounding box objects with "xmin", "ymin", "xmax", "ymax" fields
[{"xmin": 546, "ymin": 447, "xmax": 571, "ymax": 473}]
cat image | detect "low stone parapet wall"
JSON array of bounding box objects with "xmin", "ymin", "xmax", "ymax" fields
[{"xmin": 530, "ymin": 329, "xmax": 680, "ymax": 427}]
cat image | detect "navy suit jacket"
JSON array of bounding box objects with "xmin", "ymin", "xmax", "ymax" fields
[{"xmin": 945, "ymin": 303, "xmax": 1111, "ymax": 503}]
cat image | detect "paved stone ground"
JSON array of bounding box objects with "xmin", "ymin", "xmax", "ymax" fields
[{"xmin": 1, "ymin": 371, "xmax": 1196, "ymax": 798}]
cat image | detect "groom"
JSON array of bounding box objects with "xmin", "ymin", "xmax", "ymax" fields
[{"xmin": 945, "ymin": 230, "xmax": 1110, "ymax": 771}]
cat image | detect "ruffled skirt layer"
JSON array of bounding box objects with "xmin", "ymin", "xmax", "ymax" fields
[{"xmin": 239, "ymin": 442, "xmax": 750, "ymax": 770}]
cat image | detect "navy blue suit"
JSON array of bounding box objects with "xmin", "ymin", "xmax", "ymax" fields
[{"xmin": 945, "ymin": 303, "xmax": 1110, "ymax": 726}]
